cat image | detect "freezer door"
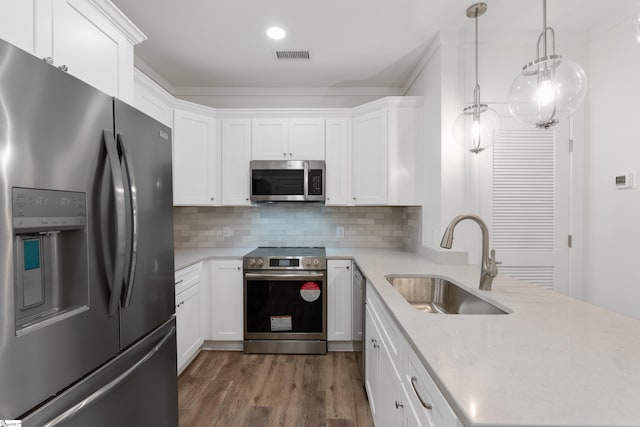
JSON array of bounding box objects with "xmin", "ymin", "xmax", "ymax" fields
[
  {"xmin": 114, "ymin": 99, "xmax": 175, "ymax": 349},
  {"xmin": 0, "ymin": 40, "xmax": 120, "ymax": 418},
  {"xmin": 22, "ymin": 318, "xmax": 179, "ymax": 427}
]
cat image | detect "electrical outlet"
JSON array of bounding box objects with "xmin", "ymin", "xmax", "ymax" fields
[
  {"xmin": 336, "ymin": 226, "xmax": 345, "ymax": 239},
  {"xmin": 223, "ymin": 226, "xmax": 233, "ymax": 237}
]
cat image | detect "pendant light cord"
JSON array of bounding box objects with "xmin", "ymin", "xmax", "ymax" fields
[
  {"xmin": 542, "ymin": 0, "xmax": 547, "ymax": 57},
  {"xmin": 474, "ymin": 9, "xmax": 480, "ymax": 107}
]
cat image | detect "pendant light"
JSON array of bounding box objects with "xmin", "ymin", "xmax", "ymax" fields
[
  {"xmin": 454, "ymin": 3, "xmax": 500, "ymax": 154},
  {"xmin": 507, "ymin": 0, "xmax": 587, "ymax": 129}
]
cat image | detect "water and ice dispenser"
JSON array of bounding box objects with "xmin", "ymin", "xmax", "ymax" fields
[{"xmin": 12, "ymin": 188, "xmax": 88, "ymax": 335}]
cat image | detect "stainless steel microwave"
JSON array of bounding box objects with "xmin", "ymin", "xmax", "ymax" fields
[{"xmin": 250, "ymin": 160, "xmax": 325, "ymax": 202}]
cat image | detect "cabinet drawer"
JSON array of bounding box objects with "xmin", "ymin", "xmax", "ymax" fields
[
  {"xmin": 366, "ymin": 285, "xmax": 403, "ymax": 361},
  {"xmin": 405, "ymin": 348, "xmax": 459, "ymax": 427},
  {"xmin": 175, "ymin": 262, "xmax": 202, "ymax": 294}
]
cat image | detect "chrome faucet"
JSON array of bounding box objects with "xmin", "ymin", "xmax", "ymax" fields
[{"xmin": 440, "ymin": 214, "xmax": 498, "ymax": 291}]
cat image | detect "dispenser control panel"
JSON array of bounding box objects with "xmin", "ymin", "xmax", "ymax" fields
[{"xmin": 12, "ymin": 188, "xmax": 86, "ymax": 232}]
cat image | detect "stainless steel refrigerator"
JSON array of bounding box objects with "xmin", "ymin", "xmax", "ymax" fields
[{"xmin": 0, "ymin": 39, "xmax": 178, "ymax": 426}]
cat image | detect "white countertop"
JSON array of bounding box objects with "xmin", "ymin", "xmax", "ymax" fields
[
  {"xmin": 175, "ymin": 247, "xmax": 640, "ymax": 427},
  {"xmin": 174, "ymin": 247, "xmax": 254, "ymax": 270}
]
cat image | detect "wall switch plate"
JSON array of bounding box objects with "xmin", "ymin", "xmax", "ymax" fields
[
  {"xmin": 336, "ymin": 226, "xmax": 345, "ymax": 239},
  {"xmin": 223, "ymin": 226, "xmax": 233, "ymax": 237}
]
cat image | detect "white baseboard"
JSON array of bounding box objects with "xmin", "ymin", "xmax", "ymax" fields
[
  {"xmin": 202, "ymin": 340, "xmax": 244, "ymax": 351},
  {"xmin": 196, "ymin": 340, "xmax": 362, "ymax": 353}
]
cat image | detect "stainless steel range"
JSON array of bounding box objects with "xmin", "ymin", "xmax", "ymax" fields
[{"xmin": 243, "ymin": 247, "xmax": 327, "ymax": 354}]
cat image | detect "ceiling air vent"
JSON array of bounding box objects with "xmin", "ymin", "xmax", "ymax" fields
[{"xmin": 273, "ymin": 50, "xmax": 311, "ymax": 60}]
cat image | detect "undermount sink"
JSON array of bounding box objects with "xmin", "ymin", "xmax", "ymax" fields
[{"xmin": 385, "ymin": 275, "xmax": 510, "ymax": 315}]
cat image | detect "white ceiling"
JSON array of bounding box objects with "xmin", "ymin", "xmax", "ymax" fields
[{"xmin": 111, "ymin": 0, "xmax": 635, "ymax": 91}]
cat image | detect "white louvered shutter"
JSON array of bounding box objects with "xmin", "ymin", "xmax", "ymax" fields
[{"xmin": 491, "ymin": 127, "xmax": 569, "ymax": 291}]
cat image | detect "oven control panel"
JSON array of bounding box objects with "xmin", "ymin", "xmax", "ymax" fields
[{"xmin": 243, "ymin": 256, "xmax": 326, "ymax": 271}]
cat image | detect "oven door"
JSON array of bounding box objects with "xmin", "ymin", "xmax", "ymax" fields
[{"xmin": 244, "ymin": 271, "xmax": 327, "ymax": 340}]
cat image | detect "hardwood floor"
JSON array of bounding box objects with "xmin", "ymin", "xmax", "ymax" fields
[{"xmin": 178, "ymin": 351, "xmax": 374, "ymax": 427}]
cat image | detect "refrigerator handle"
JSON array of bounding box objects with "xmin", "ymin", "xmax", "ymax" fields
[
  {"xmin": 41, "ymin": 325, "xmax": 176, "ymax": 427},
  {"xmin": 117, "ymin": 133, "xmax": 138, "ymax": 308},
  {"xmin": 103, "ymin": 130, "xmax": 126, "ymax": 316}
]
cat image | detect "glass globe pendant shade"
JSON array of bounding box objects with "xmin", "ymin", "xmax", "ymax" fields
[
  {"xmin": 453, "ymin": 103, "xmax": 501, "ymax": 153},
  {"xmin": 508, "ymin": 55, "xmax": 587, "ymax": 129},
  {"xmin": 453, "ymin": 2, "xmax": 500, "ymax": 154}
]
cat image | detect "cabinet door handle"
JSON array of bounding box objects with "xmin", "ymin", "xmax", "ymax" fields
[
  {"xmin": 236, "ymin": 267, "xmax": 241, "ymax": 270},
  {"xmin": 410, "ymin": 376, "xmax": 433, "ymax": 410},
  {"xmin": 289, "ymin": 152, "xmax": 293, "ymax": 157},
  {"xmin": 175, "ymin": 279, "xmax": 183, "ymax": 285},
  {"xmin": 283, "ymin": 152, "xmax": 287, "ymax": 157},
  {"xmin": 395, "ymin": 400, "xmax": 404, "ymax": 409}
]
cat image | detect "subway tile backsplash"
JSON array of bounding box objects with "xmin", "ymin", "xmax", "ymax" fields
[{"xmin": 174, "ymin": 204, "xmax": 421, "ymax": 251}]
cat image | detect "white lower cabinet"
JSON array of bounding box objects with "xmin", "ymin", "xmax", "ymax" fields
[
  {"xmin": 366, "ymin": 283, "xmax": 461, "ymax": 427},
  {"xmin": 404, "ymin": 346, "xmax": 460, "ymax": 427},
  {"xmin": 327, "ymin": 260, "xmax": 352, "ymax": 342},
  {"xmin": 209, "ymin": 260, "xmax": 243, "ymax": 341},
  {"xmin": 366, "ymin": 298, "xmax": 408, "ymax": 426},
  {"xmin": 175, "ymin": 262, "xmax": 204, "ymax": 373}
]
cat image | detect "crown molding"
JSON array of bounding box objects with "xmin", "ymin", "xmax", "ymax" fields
[
  {"xmin": 351, "ymin": 96, "xmax": 423, "ymax": 116},
  {"xmin": 215, "ymin": 108, "xmax": 353, "ymax": 119},
  {"xmin": 173, "ymin": 86, "xmax": 402, "ymax": 97},
  {"xmin": 87, "ymin": 0, "xmax": 147, "ymax": 45},
  {"xmin": 134, "ymin": 69, "xmax": 175, "ymax": 104},
  {"xmin": 134, "ymin": 57, "xmax": 176, "ymax": 94}
]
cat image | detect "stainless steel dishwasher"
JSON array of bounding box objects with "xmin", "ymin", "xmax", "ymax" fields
[{"xmin": 352, "ymin": 264, "xmax": 366, "ymax": 386}]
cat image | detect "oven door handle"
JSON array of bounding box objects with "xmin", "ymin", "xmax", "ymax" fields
[{"xmin": 244, "ymin": 272, "xmax": 325, "ymax": 281}]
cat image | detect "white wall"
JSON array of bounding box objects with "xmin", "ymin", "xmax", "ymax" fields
[
  {"xmin": 404, "ymin": 34, "xmax": 468, "ymax": 262},
  {"xmin": 404, "ymin": 42, "xmax": 442, "ymax": 250},
  {"xmin": 584, "ymin": 13, "xmax": 640, "ymax": 319}
]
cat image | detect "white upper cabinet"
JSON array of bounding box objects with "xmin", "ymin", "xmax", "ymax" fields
[
  {"xmin": 172, "ymin": 108, "xmax": 218, "ymax": 206},
  {"xmin": 221, "ymin": 119, "xmax": 252, "ymax": 206},
  {"xmin": 0, "ymin": 0, "xmax": 145, "ymax": 104},
  {"xmin": 252, "ymin": 118, "xmax": 325, "ymax": 160},
  {"xmin": 133, "ymin": 69, "xmax": 173, "ymax": 128},
  {"xmin": 0, "ymin": 1, "xmax": 35, "ymax": 53},
  {"xmin": 352, "ymin": 97, "xmax": 422, "ymax": 206},
  {"xmin": 352, "ymin": 109, "xmax": 388, "ymax": 205},
  {"xmin": 288, "ymin": 118, "xmax": 325, "ymax": 160},
  {"xmin": 251, "ymin": 118, "xmax": 288, "ymax": 160},
  {"xmin": 325, "ymin": 118, "xmax": 350, "ymax": 206}
]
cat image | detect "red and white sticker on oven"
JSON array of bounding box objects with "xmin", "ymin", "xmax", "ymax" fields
[{"xmin": 300, "ymin": 282, "xmax": 321, "ymax": 302}]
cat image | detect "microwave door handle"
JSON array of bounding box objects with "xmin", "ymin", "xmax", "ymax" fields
[
  {"xmin": 117, "ymin": 133, "xmax": 138, "ymax": 308},
  {"xmin": 102, "ymin": 130, "xmax": 126, "ymax": 316},
  {"xmin": 304, "ymin": 161, "xmax": 309, "ymax": 199}
]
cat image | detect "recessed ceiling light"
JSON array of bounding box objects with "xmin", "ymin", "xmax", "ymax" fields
[{"xmin": 266, "ymin": 27, "xmax": 286, "ymax": 40}]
